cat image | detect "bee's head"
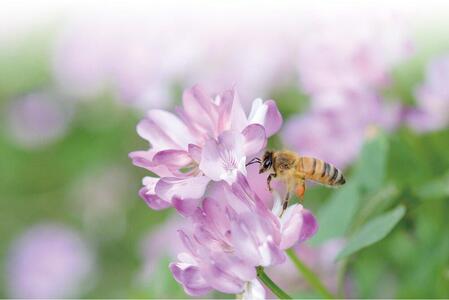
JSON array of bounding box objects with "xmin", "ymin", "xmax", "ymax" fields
[{"xmin": 259, "ymin": 151, "xmax": 274, "ymax": 174}]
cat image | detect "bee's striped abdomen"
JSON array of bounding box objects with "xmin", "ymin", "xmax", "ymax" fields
[{"xmin": 298, "ymin": 156, "xmax": 346, "ymax": 186}]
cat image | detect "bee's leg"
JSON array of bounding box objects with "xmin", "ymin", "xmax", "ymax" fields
[
  {"xmin": 267, "ymin": 173, "xmax": 276, "ymax": 191},
  {"xmin": 279, "ymin": 185, "xmax": 292, "ymax": 217},
  {"xmin": 295, "ymin": 180, "xmax": 306, "ymax": 204}
]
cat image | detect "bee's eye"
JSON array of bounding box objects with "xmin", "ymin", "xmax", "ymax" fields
[{"xmin": 263, "ymin": 160, "xmax": 271, "ymax": 168}]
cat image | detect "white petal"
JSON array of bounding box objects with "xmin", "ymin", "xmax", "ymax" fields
[
  {"xmin": 240, "ymin": 279, "xmax": 265, "ymax": 300},
  {"xmin": 248, "ymin": 98, "xmax": 267, "ymax": 125}
]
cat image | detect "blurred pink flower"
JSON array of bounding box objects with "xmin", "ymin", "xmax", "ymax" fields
[
  {"xmin": 170, "ymin": 175, "xmax": 317, "ymax": 297},
  {"xmin": 283, "ymin": 13, "xmax": 412, "ymax": 169},
  {"xmin": 130, "ymin": 85, "xmax": 282, "ymax": 215},
  {"xmin": 282, "ymin": 12, "xmax": 412, "ymax": 169},
  {"xmin": 296, "ymin": 12, "xmax": 412, "ymax": 95},
  {"xmin": 282, "ymin": 90, "xmax": 380, "ymax": 168},
  {"xmin": 53, "ymin": 16, "xmax": 173, "ymax": 110},
  {"xmin": 5, "ymin": 92, "xmax": 72, "ymax": 149},
  {"xmin": 6, "ymin": 224, "xmax": 95, "ymax": 298},
  {"xmin": 51, "ymin": 8, "xmax": 303, "ymax": 110},
  {"xmin": 407, "ymin": 54, "xmax": 449, "ymax": 132}
]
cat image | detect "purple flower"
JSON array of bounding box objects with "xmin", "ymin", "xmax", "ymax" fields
[
  {"xmin": 407, "ymin": 54, "xmax": 449, "ymax": 132},
  {"xmin": 296, "ymin": 12, "xmax": 412, "ymax": 95},
  {"xmin": 52, "ymin": 11, "xmax": 297, "ymax": 110},
  {"xmin": 130, "ymin": 85, "xmax": 282, "ymax": 215},
  {"xmin": 283, "ymin": 12, "xmax": 412, "ymax": 168},
  {"xmin": 282, "ymin": 90, "xmax": 379, "ymax": 168},
  {"xmin": 5, "ymin": 92, "xmax": 72, "ymax": 149},
  {"xmin": 6, "ymin": 224, "xmax": 95, "ymax": 298},
  {"xmin": 282, "ymin": 87, "xmax": 409, "ymax": 169},
  {"xmin": 169, "ymin": 174, "xmax": 317, "ymax": 297}
]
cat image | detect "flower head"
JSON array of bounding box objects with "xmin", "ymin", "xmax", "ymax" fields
[
  {"xmin": 169, "ymin": 174, "xmax": 317, "ymax": 297},
  {"xmin": 130, "ymin": 85, "xmax": 282, "ymax": 215},
  {"xmin": 5, "ymin": 92, "xmax": 72, "ymax": 149},
  {"xmin": 6, "ymin": 224, "xmax": 95, "ymax": 298},
  {"xmin": 407, "ymin": 54, "xmax": 449, "ymax": 132}
]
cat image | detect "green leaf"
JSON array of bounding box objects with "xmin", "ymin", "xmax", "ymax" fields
[
  {"xmin": 270, "ymin": 86, "xmax": 309, "ymax": 119},
  {"xmin": 336, "ymin": 205, "xmax": 406, "ymax": 260},
  {"xmin": 413, "ymin": 173, "xmax": 449, "ymax": 199},
  {"xmin": 353, "ymin": 134, "xmax": 388, "ymax": 193},
  {"xmin": 350, "ymin": 183, "xmax": 400, "ymax": 231},
  {"xmin": 310, "ymin": 182, "xmax": 360, "ymax": 245}
]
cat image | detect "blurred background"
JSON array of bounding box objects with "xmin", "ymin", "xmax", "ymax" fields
[{"xmin": 1, "ymin": 0, "xmax": 449, "ymax": 298}]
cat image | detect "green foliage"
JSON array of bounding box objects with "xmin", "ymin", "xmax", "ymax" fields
[
  {"xmin": 352, "ymin": 134, "xmax": 388, "ymax": 194},
  {"xmin": 270, "ymin": 86, "xmax": 309, "ymax": 119},
  {"xmin": 311, "ymin": 182, "xmax": 360, "ymax": 245},
  {"xmin": 336, "ymin": 205, "xmax": 406, "ymax": 260}
]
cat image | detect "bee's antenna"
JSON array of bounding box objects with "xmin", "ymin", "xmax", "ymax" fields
[{"xmin": 245, "ymin": 157, "xmax": 261, "ymax": 167}]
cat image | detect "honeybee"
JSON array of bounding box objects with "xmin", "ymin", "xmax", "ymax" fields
[{"xmin": 246, "ymin": 150, "xmax": 346, "ymax": 214}]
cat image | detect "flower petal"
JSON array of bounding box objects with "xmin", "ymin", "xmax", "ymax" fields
[
  {"xmin": 207, "ymin": 252, "xmax": 256, "ymax": 285},
  {"xmin": 152, "ymin": 150, "xmax": 194, "ymax": 176},
  {"xmin": 138, "ymin": 185, "xmax": 171, "ymax": 210},
  {"xmin": 263, "ymin": 100, "xmax": 283, "ymax": 136},
  {"xmin": 129, "ymin": 150, "xmax": 174, "ymax": 177},
  {"xmin": 188, "ymin": 144, "xmax": 202, "ymax": 163},
  {"xmin": 241, "ymin": 279, "xmax": 265, "ymax": 300},
  {"xmin": 279, "ymin": 204, "xmax": 304, "ymax": 249},
  {"xmin": 248, "ymin": 99, "xmax": 283, "ymax": 137},
  {"xmin": 138, "ymin": 109, "xmax": 195, "ymax": 151},
  {"xmin": 170, "ymin": 263, "xmax": 212, "ymax": 296},
  {"xmin": 241, "ymin": 124, "xmax": 267, "ymax": 157},
  {"xmin": 129, "ymin": 150, "xmax": 154, "ymax": 170},
  {"xmin": 199, "ymin": 130, "xmax": 246, "ymax": 184},
  {"xmin": 182, "ymin": 85, "xmax": 219, "ymax": 137},
  {"xmin": 172, "ymin": 197, "xmax": 202, "ymax": 217},
  {"xmin": 231, "ymin": 213, "xmax": 284, "ymax": 267},
  {"xmin": 200, "ymin": 262, "xmax": 245, "ymax": 294},
  {"xmin": 299, "ymin": 209, "xmax": 319, "ymax": 243},
  {"xmin": 216, "ymin": 88, "xmax": 236, "ymax": 133},
  {"xmin": 155, "ymin": 176, "xmax": 210, "ymax": 202}
]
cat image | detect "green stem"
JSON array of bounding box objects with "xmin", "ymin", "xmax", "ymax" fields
[
  {"xmin": 256, "ymin": 266, "xmax": 292, "ymax": 299},
  {"xmin": 286, "ymin": 248, "xmax": 335, "ymax": 299}
]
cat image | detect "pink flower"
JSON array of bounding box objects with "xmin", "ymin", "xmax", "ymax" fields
[
  {"xmin": 282, "ymin": 90, "xmax": 375, "ymax": 168},
  {"xmin": 169, "ymin": 174, "xmax": 317, "ymax": 297},
  {"xmin": 6, "ymin": 224, "xmax": 95, "ymax": 298},
  {"xmin": 407, "ymin": 54, "xmax": 449, "ymax": 132},
  {"xmin": 283, "ymin": 12, "xmax": 412, "ymax": 169},
  {"xmin": 5, "ymin": 92, "xmax": 72, "ymax": 149},
  {"xmin": 130, "ymin": 85, "xmax": 282, "ymax": 215},
  {"xmin": 282, "ymin": 89, "xmax": 407, "ymax": 169},
  {"xmin": 296, "ymin": 12, "xmax": 412, "ymax": 95}
]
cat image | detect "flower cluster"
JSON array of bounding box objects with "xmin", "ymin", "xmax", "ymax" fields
[
  {"xmin": 283, "ymin": 12, "xmax": 412, "ymax": 168},
  {"xmin": 170, "ymin": 176, "xmax": 317, "ymax": 297},
  {"xmin": 6, "ymin": 92, "xmax": 72, "ymax": 149},
  {"xmin": 6, "ymin": 224, "xmax": 95, "ymax": 298},
  {"xmin": 130, "ymin": 85, "xmax": 281, "ymax": 216},
  {"xmin": 406, "ymin": 53, "xmax": 449, "ymax": 132},
  {"xmin": 130, "ymin": 85, "xmax": 317, "ymax": 298},
  {"xmin": 52, "ymin": 8, "xmax": 299, "ymax": 110}
]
